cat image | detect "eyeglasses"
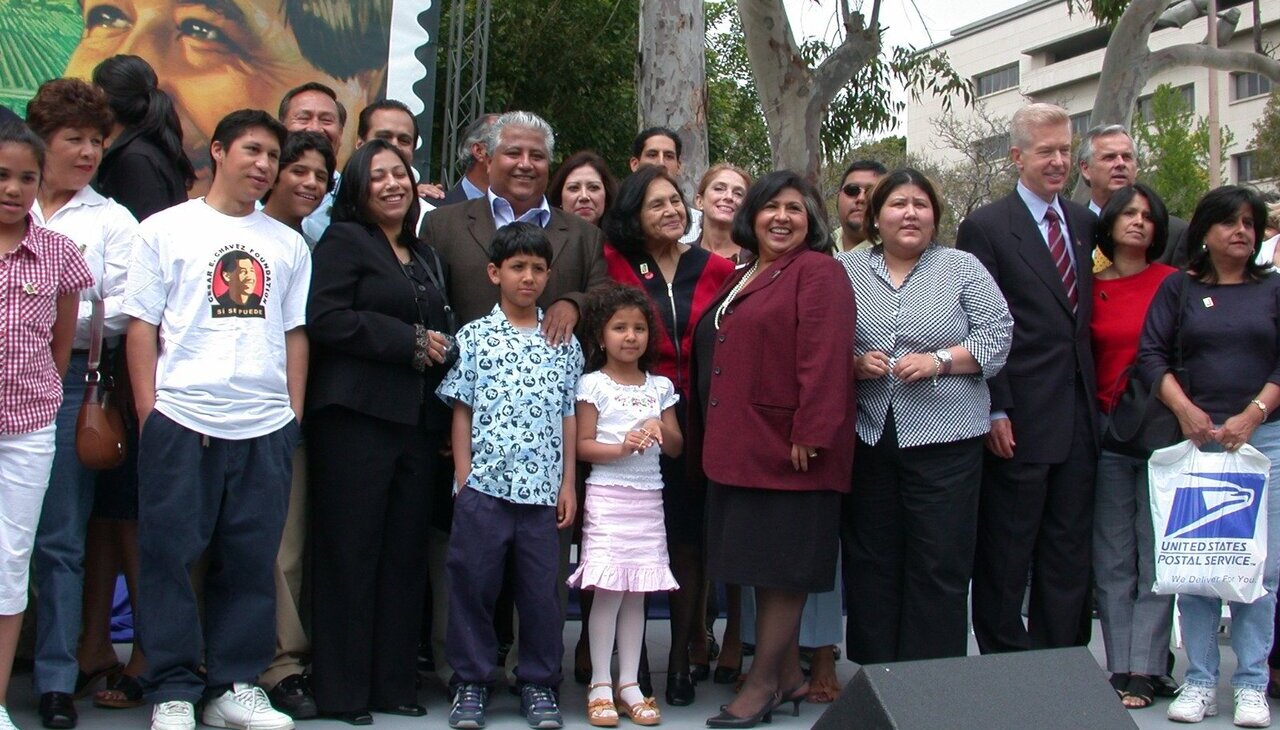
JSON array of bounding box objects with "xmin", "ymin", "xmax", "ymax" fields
[{"xmin": 842, "ymin": 183, "xmax": 871, "ymax": 198}]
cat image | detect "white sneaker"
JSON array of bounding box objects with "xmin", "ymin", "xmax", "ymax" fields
[
  {"xmin": 1234, "ymin": 688, "xmax": 1272, "ymax": 727},
  {"xmin": 151, "ymin": 701, "xmax": 196, "ymax": 730},
  {"xmin": 1169, "ymin": 684, "xmax": 1219, "ymax": 723},
  {"xmin": 202, "ymin": 684, "xmax": 295, "ymax": 730},
  {"xmin": 0, "ymin": 705, "xmax": 19, "ymax": 730}
]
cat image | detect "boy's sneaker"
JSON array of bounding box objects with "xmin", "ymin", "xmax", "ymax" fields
[
  {"xmin": 1234, "ymin": 687, "xmax": 1271, "ymax": 727},
  {"xmin": 202, "ymin": 684, "xmax": 294, "ymax": 730},
  {"xmin": 1168, "ymin": 684, "xmax": 1219, "ymax": 723},
  {"xmin": 449, "ymin": 684, "xmax": 489, "ymax": 729},
  {"xmin": 151, "ymin": 701, "xmax": 196, "ymax": 730},
  {"xmin": 0, "ymin": 705, "xmax": 20, "ymax": 730},
  {"xmin": 520, "ymin": 685, "xmax": 563, "ymax": 729}
]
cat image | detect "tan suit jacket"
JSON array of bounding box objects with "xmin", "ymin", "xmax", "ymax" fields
[{"xmin": 419, "ymin": 196, "xmax": 608, "ymax": 325}]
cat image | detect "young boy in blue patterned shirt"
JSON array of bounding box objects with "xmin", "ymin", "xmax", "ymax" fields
[{"xmin": 437, "ymin": 222, "xmax": 584, "ymax": 730}]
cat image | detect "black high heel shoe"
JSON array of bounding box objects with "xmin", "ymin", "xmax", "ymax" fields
[
  {"xmin": 778, "ymin": 681, "xmax": 808, "ymax": 717},
  {"xmin": 706, "ymin": 692, "xmax": 780, "ymax": 728},
  {"xmin": 666, "ymin": 672, "xmax": 696, "ymax": 706}
]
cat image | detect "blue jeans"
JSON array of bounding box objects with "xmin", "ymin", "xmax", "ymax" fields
[
  {"xmin": 33, "ymin": 358, "xmax": 97, "ymax": 694},
  {"xmin": 1179, "ymin": 419, "xmax": 1280, "ymax": 691}
]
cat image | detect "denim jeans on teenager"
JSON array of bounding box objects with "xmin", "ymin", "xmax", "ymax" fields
[
  {"xmin": 33, "ymin": 357, "xmax": 97, "ymax": 694},
  {"xmin": 1179, "ymin": 419, "xmax": 1280, "ymax": 691}
]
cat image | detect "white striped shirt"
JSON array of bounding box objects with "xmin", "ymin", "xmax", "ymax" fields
[{"xmin": 839, "ymin": 244, "xmax": 1013, "ymax": 447}]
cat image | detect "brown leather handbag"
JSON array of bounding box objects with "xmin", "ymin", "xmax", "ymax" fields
[{"xmin": 76, "ymin": 300, "xmax": 127, "ymax": 470}]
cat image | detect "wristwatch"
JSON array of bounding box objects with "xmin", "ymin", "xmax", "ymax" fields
[{"xmin": 934, "ymin": 349, "xmax": 953, "ymax": 375}]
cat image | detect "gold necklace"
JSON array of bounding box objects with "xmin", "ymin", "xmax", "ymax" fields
[{"xmin": 714, "ymin": 261, "xmax": 758, "ymax": 330}]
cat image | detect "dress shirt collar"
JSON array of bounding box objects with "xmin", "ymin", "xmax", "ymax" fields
[
  {"xmin": 487, "ymin": 189, "xmax": 551, "ymax": 229},
  {"xmin": 1088, "ymin": 199, "xmax": 1102, "ymax": 216},
  {"xmin": 1016, "ymin": 180, "xmax": 1066, "ymax": 227},
  {"xmin": 462, "ymin": 176, "xmax": 484, "ymax": 200},
  {"xmin": 31, "ymin": 186, "xmax": 107, "ymax": 224}
]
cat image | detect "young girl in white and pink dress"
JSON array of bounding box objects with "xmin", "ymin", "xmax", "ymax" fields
[{"xmin": 571, "ymin": 283, "xmax": 683, "ymax": 728}]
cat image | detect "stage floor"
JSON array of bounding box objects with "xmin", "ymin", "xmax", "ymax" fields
[{"xmin": 1, "ymin": 618, "xmax": 1254, "ymax": 729}]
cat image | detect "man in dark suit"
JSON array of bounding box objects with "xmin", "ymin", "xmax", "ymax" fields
[
  {"xmin": 957, "ymin": 103, "xmax": 1099, "ymax": 654},
  {"xmin": 420, "ymin": 110, "xmax": 607, "ymax": 337},
  {"xmin": 1077, "ymin": 124, "xmax": 1190, "ymax": 267},
  {"xmin": 439, "ymin": 114, "xmax": 499, "ymax": 207}
]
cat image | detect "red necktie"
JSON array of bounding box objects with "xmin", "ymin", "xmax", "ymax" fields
[{"xmin": 1044, "ymin": 207, "xmax": 1077, "ymax": 313}]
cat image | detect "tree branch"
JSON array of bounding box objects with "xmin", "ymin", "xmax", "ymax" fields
[
  {"xmin": 812, "ymin": 0, "xmax": 881, "ymax": 104},
  {"xmin": 1149, "ymin": 43, "xmax": 1280, "ymax": 82}
]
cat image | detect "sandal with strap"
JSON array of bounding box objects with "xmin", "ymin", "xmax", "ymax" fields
[
  {"xmin": 587, "ymin": 683, "xmax": 619, "ymax": 727},
  {"xmin": 74, "ymin": 663, "xmax": 123, "ymax": 699},
  {"xmin": 614, "ymin": 682, "xmax": 661, "ymax": 726},
  {"xmin": 1109, "ymin": 673, "xmax": 1130, "ymax": 699},
  {"xmin": 1123, "ymin": 675, "xmax": 1155, "ymax": 710},
  {"xmin": 94, "ymin": 673, "xmax": 144, "ymax": 709}
]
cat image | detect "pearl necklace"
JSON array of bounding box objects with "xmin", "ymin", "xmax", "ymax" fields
[{"xmin": 714, "ymin": 261, "xmax": 759, "ymax": 330}]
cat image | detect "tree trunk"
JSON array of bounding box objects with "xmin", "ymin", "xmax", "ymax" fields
[
  {"xmin": 738, "ymin": 0, "xmax": 880, "ymax": 183},
  {"xmin": 637, "ymin": 0, "xmax": 709, "ymax": 195}
]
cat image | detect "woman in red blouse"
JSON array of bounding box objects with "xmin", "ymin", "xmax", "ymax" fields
[
  {"xmin": 600, "ymin": 164, "xmax": 734, "ymax": 707},
  {"xmin": 1090, "ymin": 182, "xmax": 1177, "ymax": 710}
]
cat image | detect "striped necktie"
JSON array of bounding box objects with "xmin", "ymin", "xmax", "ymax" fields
[{"xmin": 1044, "ymin": 206, "xmax": 1077, "ymax": 313}]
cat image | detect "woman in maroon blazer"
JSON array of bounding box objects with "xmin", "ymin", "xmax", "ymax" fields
[{"xmin": 694, "ymin": 170, "xmax": 856, "ymax": 727}]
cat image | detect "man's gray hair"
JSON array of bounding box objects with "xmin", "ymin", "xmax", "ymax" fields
[
  {"xmin": 485, "ymin": 111, "xmax": 555, "ymax": 161},
  {"xmin": 458, "ymin": 113, "xmax": 498, "ymax": 171},
  {"xmin": 1077, "ymin": 124, "xmax": 1132, "ymax": 167},
  {"xmin": 1009, "ymin": 103, "xmax": 1070, "ymax": 150}
]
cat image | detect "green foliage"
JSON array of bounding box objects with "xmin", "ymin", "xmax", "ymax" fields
[
  {"xmin": 432, "ymin": 0, "xmax": 640, "ymax": 180},
  {"xmin": 1133, "ymin": 83, "xmax": 1233, "ymax": 219},
  {"xmin": 1251, "ymin": 89, "xmax": 1280, "ymax": 180},
  {"xmin": 799, "ymin": 38, "xmax": 971, "ymax": 162},
  {"xmin": 705, "ymin": 0, "xmax": 772, "ymax": 176},
  {"xmin": 1068, "ymin": 0, "xmax": 1128, "ymax": 25}
]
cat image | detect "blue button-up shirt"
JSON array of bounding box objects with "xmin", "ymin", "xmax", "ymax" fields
[
  {"xmin": 487, "ymin": 190, "xmax": 552, "ymax": 230},
  {"xmin": 437, "ymin": 305, "xmax": 584, "ymax": 505}
]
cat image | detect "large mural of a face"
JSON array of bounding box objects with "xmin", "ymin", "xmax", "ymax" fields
[{"xmin": 0, "ymin": 0, "xmax": 438, "ymax": 197}]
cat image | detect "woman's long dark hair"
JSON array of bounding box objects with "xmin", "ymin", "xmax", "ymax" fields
[
  {"xmin": 92, "ymin": 55, "xmax": 196, "ymax": 190},
  {"xmin": 1186, "ymin": 185, "xmax": 1270, "ymax": 283},
  {"xmin": 331, "ymin": 139, "xmax": 421, "ymax": 247},
  {"xmin": 1093, "ymin": 183, "xmax": 1169, "ymax": 263}
]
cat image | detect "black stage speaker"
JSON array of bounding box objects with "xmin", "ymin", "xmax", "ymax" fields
[{"xmin": 812, "ymin": 647, "xmax": 1137, "ymax": 730}]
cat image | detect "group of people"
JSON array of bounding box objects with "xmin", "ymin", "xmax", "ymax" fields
[{"xmin": 3, "ymin": 52, "xmax": 1280, "ymax": 730}]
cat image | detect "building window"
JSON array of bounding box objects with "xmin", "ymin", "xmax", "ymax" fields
[
  {"xmin": 1135, "ymin": 84, "xmax": 1195, "ymax": 123},
  {"xmin": 1236, "ymin": 152, "xmax": 1258, "ymax": 183},
  {"xmin": 975, "ymin": 64, "xmax": 1019, "ymax": 98},
  {"xmin": 975, "ymin": 133, "xmax": 1010, "ymax": 161},
  {"xmin": 1070, "ymin": 111, "xmax": 1093, "ymax": 138},
  {"xmin": 1231, "ymin": 72, "xmax": 1273, "ymax": 101}
]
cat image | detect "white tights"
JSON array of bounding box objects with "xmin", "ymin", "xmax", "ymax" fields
[{"xmin": 588, "ymin": 589, "xmax": 647, "ymax": 706}]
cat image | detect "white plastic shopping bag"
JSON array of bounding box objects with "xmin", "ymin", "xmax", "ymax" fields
[{"xmin": 1150, "ymin": 440, "xmax": 1271, "ymax": 604}]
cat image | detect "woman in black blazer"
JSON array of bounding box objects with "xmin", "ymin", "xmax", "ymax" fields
[{"xmin": 306, "ymin": 140, "xmax": 454, "ymax": 724}]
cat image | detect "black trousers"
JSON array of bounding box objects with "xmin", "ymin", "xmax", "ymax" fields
[
  {"xmin": 971, "ymin": 387, "xmax": 1098, "ymax": 654},
  {"xmin": 137, "ymin": 411, "xmax": 298, "ymax": 703},
  {"xmin": 308, "ymin": 405, "xmax": 440, "ymax": 713},
  {"xmin": 843, "ymin": 413, "xmax": 984, "ymax": 664}
]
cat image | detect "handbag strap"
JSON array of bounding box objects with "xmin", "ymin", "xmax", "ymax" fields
[
  {"xmin": 86, "ymin": 299, "xmax": 105, "ymax": 376},
  {"xmin": 1105, "ymin": 272, "xmax": 1192, "ymax": 415}
]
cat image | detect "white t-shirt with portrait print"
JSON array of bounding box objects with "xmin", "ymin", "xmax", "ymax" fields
[{"xmin": 122, "ymin": 198, "xmax": 311, "ymax": 440}]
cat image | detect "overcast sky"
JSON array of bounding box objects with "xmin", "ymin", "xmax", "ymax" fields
[{"xmin": 781, "ymin": 0, "xmax": 1028, "ymax": 137}]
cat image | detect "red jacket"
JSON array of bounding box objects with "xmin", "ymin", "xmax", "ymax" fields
[
  {"xmin": 603, "ymin": 243, "xmax": 734, "ymax": 398},
  {"xmin": 701, "ymin": 247, "xmax": 856, "ymax": 492}
]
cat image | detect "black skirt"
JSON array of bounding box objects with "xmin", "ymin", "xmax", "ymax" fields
[{"xmin": 705, "ymin": 481, "xmax": 841, "ymax": 593}]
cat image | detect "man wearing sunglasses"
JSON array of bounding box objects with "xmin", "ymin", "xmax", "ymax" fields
[{"xmin": 834, "ymin": 160, "xmax": 887, "ymax": 253}]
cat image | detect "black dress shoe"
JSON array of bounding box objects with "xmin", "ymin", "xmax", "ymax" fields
[
  {"xmin": 39, "ymin": 692, "xmax": 77, "ymax": 729},
  {"xmin": 328, "ymin": 710, "xmax": 373, "ymax": 726},
  {"xmin": 267, "ymin": 673, "xmax": 318, "ymax": 720},
  {"xmin": 373, "ymin": 703, "xmax": 426, "ymax": 717},
  {"xmin": 665, "ymin": 672, "xmax": 695, "ymax": 706}
]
